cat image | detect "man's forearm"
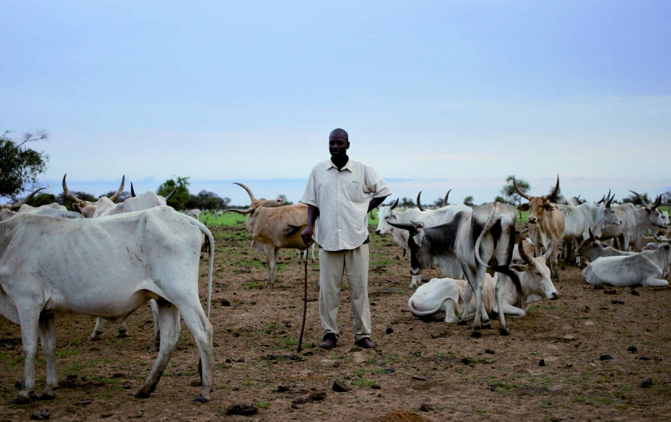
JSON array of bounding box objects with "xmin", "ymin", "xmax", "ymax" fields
[
  {"xmin": 368, "ymin": 195, "xmax": 389, "ymax": 213},
  {"xmin": 306, "ymin": 205, "xmax": 319, "ymax": 228}
]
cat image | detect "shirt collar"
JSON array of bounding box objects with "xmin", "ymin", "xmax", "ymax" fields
[{"xmin": 327, "ymin": 158, "xmax": 352, "ymax": 172}]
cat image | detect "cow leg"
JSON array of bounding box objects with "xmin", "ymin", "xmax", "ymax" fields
[
  {"xmin": 265, "ymin": 246, "xmax": 278, "ymax": 289},
  {"xmin": 472, "ymin": 266, "xmax": 489, "ymax": 332},
  {"xmin": 175, "ymin": 301, "xmax": 214, "ymax": 403},
  {"xmin": 116, "ymin": 321, "xmax": 129, "ymax": 338},
  {"xmin": 311, "ymin": 244, "xmax": 317, "ymax": 263},
  {"xmin": 495, "ymin": 278, "xmax": 508, "ymax": 335},
  {"xmin": 89, "ymin": 318, "xmax": 105, "ymax": 340},
  {"xmin": 409, "ymin": 274, "xmax": 422, "ymax": 289},
  {"xmin": 37, "ymin": 312, "xmax": 58, "ymax": 400},
  {"xmin": 13, "ymin": 305, "xmax": 41, "ymax": 404},
  {"xmin": 458, "ymin": 267, "xmax": 476, "ymax": 325},
  {"xmin": 135, "ymin": 301, "xmax": 181, "ymax": 400},
  {"xmin": 150, "ymin": 299, "xmax": 161, "ymax": 352},
  {"xmin": 642, "ymin": 277, "xmax": 669, "ymax": 287}
]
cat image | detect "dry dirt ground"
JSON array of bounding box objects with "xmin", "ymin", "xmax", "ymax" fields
[{"xmin": 1, "ymin": 224, "xmax": 670, "ymax": 421}]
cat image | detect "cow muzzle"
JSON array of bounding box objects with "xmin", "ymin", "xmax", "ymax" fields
[
  {"xmin": 374, "ymin": 229, "xmax": 381, "ymax": 235},
  {"xmin": 410, "ymin": 267, "xmax": 421, "ymax": 276},
  {"xmin": 528, "ymin": 217, "xmax": 537, "ymax": 224},
  {"xmin": 550, "ymin": 291, "xmax": 559, "ymax": 300}
]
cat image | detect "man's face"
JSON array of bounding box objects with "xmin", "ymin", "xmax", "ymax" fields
[{"xmin": 329, "ymin": 134, "xmax": 349, "ymax": 157}]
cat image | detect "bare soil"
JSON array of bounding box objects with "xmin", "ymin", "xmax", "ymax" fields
[{"xmin": 1, "ymin": 224, "xmax": 670, "ymax": 421}]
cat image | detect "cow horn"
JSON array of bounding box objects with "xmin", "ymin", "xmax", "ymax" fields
[
  {"xmin": 387, "ymin": 221, "xmax": 419, "ymax": 234},
  {"xmin": 164, "ymin": 187, "xmax": 178, "ymax": 202},
  {"xmin": 597, "ymin": 195, "xmax": 605, "ymax": 204},
  {"xmin": 234, "ymin": 182, "xmax": 256, "ymax": 201},
  {"xmin": 629, "ymin": 190, "xmax": 649, "ymax": 207},
  {"xmin": 0, "ymin": 187, "xmax": 46, "ymax": 210},
  {"xmin": 62, "ymin": 174, "xmax": 85, "ymax": 204},
  {"xmin": 542, "ymin": 235, "xmax": 557, "ymax": 262},
  {"xmin": 543, "ymin": 175, "xmax": 560, "ymax": 200},
  {"xmin": 518, "ymin": 236, "xmax": 532, "ymax": 264},
  {"xmin": 513, "ymin": 177, "xmax": 531, "ymax": 200},
  {"xmin": 410, "ymin": 220, "xmax": 425, "ymax": 229},
  {"xmin": 577, "ymin": 194, "xmax": 581, "ymax": 201},
  {"xmin": 224, "ymin": 208, "xmax": 253, "ymax": 215},
  {"xmin": 416, "ymin": 191, "xmax": 424, "ymax": 211},
  {"xmin": 652, "ymin": 195, "xmax": 662, "ymax": 210},
  {"xmin": 108, "ymin": 176, "xmax": 125, "ymax": 202},
  {"xmin": 131, "ymin": 183, "xmax": 136, "ymax": 198},
  {"xmin": 588, "ymin": 228, "xmax": 596, "ymax": 242},
  {"xmin": 605, "ymin": 190, "xmax": 614, "ymax": 207},
  {"xmin": 390, "ymin": 197, "xmax": 399, "ymax": 210},
  {"xmin": 443, "ymin": 189, "xmax": 452, "ymax": 207}
]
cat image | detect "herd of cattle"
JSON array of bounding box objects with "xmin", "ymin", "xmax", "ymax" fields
[{"xmin": 0, "ymin": 175, "xmax": 669, "ymax": 405}]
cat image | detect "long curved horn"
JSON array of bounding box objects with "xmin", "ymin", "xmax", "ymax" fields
[
  {"xmin": 543, "ymin": 175, "xmax": 560, "ymax": 200},
  {"xmin": 513, "ymin": 177, "xmax": 531, "ymax": 200},
  {"xmin": 108, "ymin": 176, "xmax": 125, "ymax": 202},
  {"xmin": 130, "ymin": 183, "xmax": 136, "ymax": 198},
  {"xmin": 518, "ymin": 236, "xmax": 532, "ymax": 264},
  {"xmin": 629, "ymin": 190, "xmax": 649, "ymax": 207},
  {"xmin": 224, "ymin": 208, "xmax": 253, "ymax": 215},
  {"xmin": 416, "ymin": 191, "xmax": 424, "ymax": 211},
  {"xmin": 605, "ymin": 190, "xmax": 613, "ymax": 207},
  {"xmin": 443, "ymin": 189, "xmax": 452, "ymax": 207},
  {"xmin": 388, "ymin": 220, "xmax": 419, "ymax": 234},
  {"xmin": 542, "ymin": 236, "xmax": 557, "ymax": 261},
  {"xmin": 62, "ymin": 174, "xmax": 85, "ymax": 204},
  {"xmin": 164, "ymin": 187, "xmax": 178, "ymax": 202},
  {"xmin": 233, "ymin": 182, "xmax": 256, "ymax": 201},
  {"xmin": 588, "ymin": 228, "xmax": 596, "ymax": 242},
  {"xmin": 597, "ymin": 195, "xmax": 605, "ymax": 204},
  {"xmin": 651, "ymin": 195, "xmax": 662, "ymax": 210},
  {"xmin": 390, "ymin": 197, "xmax": 399, "ymax": 210},
  {"xmin": 0, "ymin": 187, "xmax": 46, "ymax": 210}
]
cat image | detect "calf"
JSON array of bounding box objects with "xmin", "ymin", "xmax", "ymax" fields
[{"xmin": 582, "ymin": 243, "xmax": 671, "ymax": 287}]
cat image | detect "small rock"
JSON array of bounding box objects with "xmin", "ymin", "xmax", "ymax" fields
[
  {"xmin": 14, "ymin": 381, "xmax": 22, "ymax": 390},
  {"xmin": 383, "ymin": 368, "xmax": 395, "ymax": 373},
  {"xmin": 386, "ymin": 328, "xmax": 394, "ymax": 335},
  {"xmin": 628, "ymin": 346, "xmax": 638, "ymax": 354},
  {"xmin": 600, "ymin": 355, "xmax": 613, "ymax": 361},
  {"xmin": 640, "ymin": 378, "xmax": 653, "ymax": 388},
  {"xmin": 303, "ymin": 351, "xmax": 314, "ymax": 356},
  {"xmin": 225, "ymin": 358, "xmax": 232, "ymax": 363},
  {"xmin": 420, "ymin": 403, "xmax": 434, "ymax": 412},
  {"xmin": 485, "ymin": 349, "xmax": 495, "ymax": 355},
  {"xmin": 589, "ymin": 363, "xmax": 596, "ymax": 368},
  {"xmin": 122, "ymin": 384, "xmax": 131, "ymax": 390},
  {"xmin": 461, "ymin": 358, "xmax": 472, "ymax": 365},
  {"xmin": 308, "ymin": 391, "xmax": 327, "ymax": 401},
  {"xmin": 292, "ymin": 397, "xmax": 308, "ymax": 407},
  {"xmin": 275, "ymin": 384, "xmax": 290, "ymax": 393},
  {"xmin": 412, "ymin": 376, "xmax": 427, "ymax": 381},
  {"xmin": 593, "ymin": 285, "xmax": 604, "ymax": 290},
  {"xmin": 237, "ymin": 357, "xmax": 245, "ymax": 363},
  {"xmin": 563, "ymin": 334, "xmax": 576, "ymax": 341},
  {"xmin": 539, "ymin": 359, "xmax": 546, "ymax": 367},
  {"xmin": 630, "ymin": 289, "xmax": 640, "ymax": 296},
  {"xmin": 190, "ymin": 381, "xmax": 202, "ymax": 387},
  {"xmin": 371, "ymin": 384, "xmax": 381, "ymax": 390},
  {"xmin": 412, "ymin": 351, "xmax": 421, "ymax": 357},
  {"xmin": 332, "ymin": 380, "xmax": 350, "ymax": 392},
  {"xmin": 30, "ymin": 410, "xmax": 50, "ymax": 421},
  {"xmin": 379, "ymin": 287, "xmax": 394, "ymax": 294},
  {"xmin": 232, "ymin": 333, "xmax": 240, "ymax": 338},
  {"xmin": 604, "ymin": 290, "xmax": 617, "ymax": 295},
  {"xmin": 221, "ymin": 299, "xmax": 231, "ymax": 306},
  {"xmin": 226, "ymin": 402, "xmax": 258, "ymax": 416},
  {"xmin": 80, "ymin": 400, "xmax": 91, "ymax": 406},
  {"xmin": 611, "ymin": 300, "xmax": 625, "ymax": 305},
  {"xmin": 333, "ymin": 362, "xmax": 340, "ymax": 368},
  {"xmin": 639, "ymin": 356, "xmax": 650, "ymax": 361}
]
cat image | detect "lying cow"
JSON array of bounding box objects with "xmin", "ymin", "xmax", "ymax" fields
[
  {"xmin": 582, "ymin": 243, "xmax": 671, "ymax": 287},
  {"xmin": 409, "ymin": 237, "xmax": 558, "ymax": 329},
  {"xmin": 575, "ymin": 229, "xmax": 635, "ymax": 266},
  {"xmin": 0, "ymin": 206, "xmax": 215, "ymax": 404}
]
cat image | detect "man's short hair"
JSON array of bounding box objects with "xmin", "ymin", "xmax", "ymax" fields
[{"xmin": 330, "ymin": 128, "xmax": 348, "ymax": 141}]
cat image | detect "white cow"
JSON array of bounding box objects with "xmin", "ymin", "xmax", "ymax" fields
[
  {"xmin": 375, "ymin": 191, "xmax": 470, "ymax": 287},
  {"xmin": 582, "ymin": 243, "xmax": 671, "ymax": 287},
  {"xmin": 185, "ymin": 209, "xmax": 202, "ymax": 221},
  {"xmin": 601, "ymin": 193, "xmax": 666, "ymax": 251},
  {"xmin": 0, "ymin": 206, "xmax": 214, "ymax": 404},
  {"xmin": 575, "ymin": 231, "xmax": 636, "ymax": 265}
]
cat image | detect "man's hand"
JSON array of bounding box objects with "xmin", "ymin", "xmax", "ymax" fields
[
  {"xmin": 368, "ymin": 195, "xmax": 389, "ymax": 213},
  {"xmin": 301, "ymin": 226, "xmax": 314, "ymax": 247}
]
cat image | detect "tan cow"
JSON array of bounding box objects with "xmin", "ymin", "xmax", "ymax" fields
[
  {"xmin": 514, "ymin": 175, "xmax": 565, "ymax": 281},
  {"xmin": 226, "ymin": 183, "xmax": 310, "ymax": 288}
]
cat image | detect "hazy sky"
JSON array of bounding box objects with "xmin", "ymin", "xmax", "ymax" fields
[{"xmin": 2, "ymin": 1, "xmax": 670, "ymax": 205}]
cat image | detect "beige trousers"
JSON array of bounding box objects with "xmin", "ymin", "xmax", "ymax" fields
[{"xmin": 318, "ymin": 244, "xmax": 371, "ymax": 342}]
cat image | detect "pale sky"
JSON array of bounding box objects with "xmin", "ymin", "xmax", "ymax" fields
[{"xmin": 2, "ymin": 1, "xmax": 670, "ymax": 205}]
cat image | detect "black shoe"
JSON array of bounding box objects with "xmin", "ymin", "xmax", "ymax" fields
[
  {"xmin": 354, "ymin": 338, "xmax": 376, "ymax": 349},
  {"xmin": 320, "ymin": 334, "xmax": 337, "ymax": 349}
]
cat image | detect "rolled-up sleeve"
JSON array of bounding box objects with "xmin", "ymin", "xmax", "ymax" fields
[
  {"xmin": 301, "ymin": 168, "xmax": 318, "ymax": 207},
  {"xmin": 364, "ymin": 166, "xmax": 392, "ymax": 198}
]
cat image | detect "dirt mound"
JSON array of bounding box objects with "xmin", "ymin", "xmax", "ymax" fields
[{"xmin": 373, "ymin": 411, "xmax": 433, "ymax": 422}]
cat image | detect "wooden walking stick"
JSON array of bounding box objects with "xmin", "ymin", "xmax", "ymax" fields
[{"xmin": 297, "ymin": 248, "xmax": 310, "ymax": 353}]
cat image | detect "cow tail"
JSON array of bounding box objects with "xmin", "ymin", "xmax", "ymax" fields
[
  {"xmin": 191, "ymin": 220, "xmax": 215, "ymax": 319},
  {"xmin": 474, "ymin": 213, "xmax": 523, "ymax": 295}
]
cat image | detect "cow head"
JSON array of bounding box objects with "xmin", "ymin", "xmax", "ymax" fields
[
  {"xmin": 387, "ymin": 220, "xmax": 430, "ymax": 276},
  {"xmin": 511, "ymin": 236, "xmax": 558, "ymax": 300},
  {"xmin": 514, "ymin": 175, "xmax": 560, "ymax": 226},
  {"xmin": 575, "ymin": 229, "xmax": 602, "ymax": 261},
  {"xmin": 63, "ymin": 174, "xmax": 125, "ymax": 217},
  {"xmin": 630, "ymin": 191, "xmax": 666, "ymax": 227},
  {"xmin": 375, "ymin": 198, "xmax": 399, "ymax": 235},
  {"xmin": 593, "ymin": 190, "xmax": 621, "ymax": 237},
  {"xmin": 225, "ymin": 183, "xmax": 283, "ymax": 216}
]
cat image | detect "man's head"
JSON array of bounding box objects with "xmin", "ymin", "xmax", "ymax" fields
[{"xmin": 329, "ymin": 128, "xmax": 350, "ymax": 158}]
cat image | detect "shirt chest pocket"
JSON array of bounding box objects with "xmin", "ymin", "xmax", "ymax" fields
[{"xmin": 346, "ymin": 179, "xmax": 368, "ymax": 202}]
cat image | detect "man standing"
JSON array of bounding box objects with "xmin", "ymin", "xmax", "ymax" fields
[{"xmin": 301, "ymin": 128, "xmax": 391, "ymax": 349}]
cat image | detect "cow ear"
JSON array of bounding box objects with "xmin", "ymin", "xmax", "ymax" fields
[
  {"xmin": 510, "ymin": 264, "xmax": 526, "ymax": 272},
  {"xmin": 664, "ymin": 244, "xmax": 671, "ymax": 251},
  {"xmin": 517, "ymin": 203, "xmax": 529, "ymax": 211}
]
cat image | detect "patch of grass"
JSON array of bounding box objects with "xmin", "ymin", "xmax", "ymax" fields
[
  {"xmin": 56, "ymin": 349, "xmax": 80, "ymax": 358},
  {"xmin": 352, "ymin": 378, "xmax": 376, "ymax": 388},
  {"xmin": 258, "ymin": 402, "xmax": 270, "ymax": 409}
]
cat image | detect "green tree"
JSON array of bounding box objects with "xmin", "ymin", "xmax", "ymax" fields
[
  {"xmin": 494, "ymin": 195, "xmax": 510, "ymax": 205},
  {"xmin": 278, "ymin": 194, "xmax": 293, "ymax": 205},
  {"xmin": 400, "ymin": 197, "xmax": 415, "ymax": 208},
  {"xmin": 463, "ymin": 195, "xmax": 475, "ymax": 207},
  {"xmin": 56, "ymin": 190, "xmax": 98, "ymax": 211},
  {"xmin": 623, "ymin": 192, "xmax": 650, "ymax": 205},
  {"xmin": 157, "ymin": 176, "xmax": 190, "ymax": 210},
  {"xmin": 100, "ymin": 190, "xmax": 131, "ymax": 203},
  {"xmin": 502, "ymin": 175, "xmax": 530, "ymax": 218},
  {"xmin": 25, "ymin": 192, "xmax": 57, "ymax": 207},
  {"xmin": 0, "ymin": 131, "xmax": 50, "ymax": 200}
]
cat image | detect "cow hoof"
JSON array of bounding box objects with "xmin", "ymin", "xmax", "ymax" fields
[
  {"xmin": 11, "ymin": 395, "xmax": 30, "ymax": 405},
  {"xmin": 133, "ymin": 390, "xmax": 150, "ymax": 399},
  {"xmin": 470, "ymin": 331, "xmax": 482, "ymax": 338},
  {"xmin": 37, "ymin": 392, "xmax": 55, "ymax": 401},
  {"xmin": 89, "ymin": 331, "xmax": 103, "ymax": 341},
  {"xmin": 481, "ymin": 322, "xmax": 492, "ymax": 330},
  {"xmin": 457, "ymin": 320, "xmax": 467, "ymax": 326},
  {"xmin": 117, "ymin": 330, "xmax": 129, "ymax": 339},
  {"xmin": 499, "ymin": 329, "xmax": 510, "ymax": 336},
  {"xmin": 192, "ymin": 395, "xmax": 209, "ymax": 403}
]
